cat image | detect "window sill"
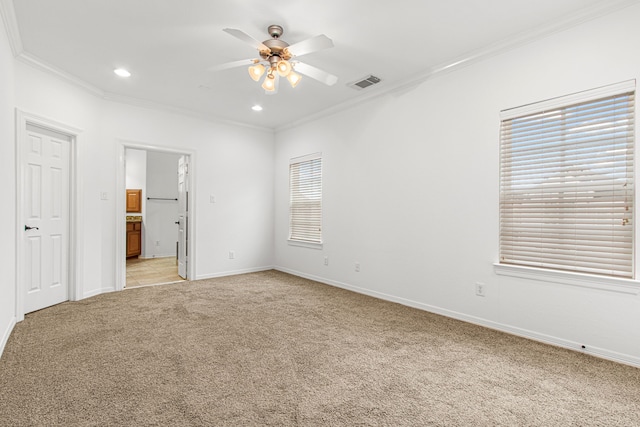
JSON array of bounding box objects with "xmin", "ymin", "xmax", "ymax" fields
[
  {"xmin": 493, "ymin": 263, "xmax": 640, "ymax": 295},
  {"xmin": 288, "ymin": 239, "xmax": 323, "ymax": 250}
]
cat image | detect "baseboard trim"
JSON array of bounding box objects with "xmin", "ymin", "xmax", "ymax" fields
[
  {"xmin": 275, "ymin": 267, "xmax": 640, "ymax": 369},
  {"xmin": 83, "ymin": 287, "xmax": 116, "ymax": 299},
  {"xmin": 0, "ymin": 316, "xmax": 17, "ymax": 359},
  {"xmin": 195, "ymin": 265, "xmax": 275, "ymax": 281},
  {"xmin": 80, "ymin": 266, "xmax": 275, "ymax": 298}
]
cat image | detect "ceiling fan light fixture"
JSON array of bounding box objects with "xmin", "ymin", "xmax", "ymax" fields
[
  {"xmin": 215, "ymin": 25, "xmax": 337, "ymax": 94},
  {"xmin": 248, "ymin": 63, "xmax": 265, "ymax": 81},
  {"xmin": 276, "ymin": 60, "xmax": 292, "ymax": 77},
  {"xmin": 261, "ymin": 71, "xmax": 276, "ymax": 92},
  {"xmin": 287, "ymin": 71, "xmax": 302, "ymax": 88}
]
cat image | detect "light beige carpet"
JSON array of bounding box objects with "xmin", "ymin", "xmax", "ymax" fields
[{"xmin": 1, "ymin": 270, "xmax": 639, "ymax": 426}]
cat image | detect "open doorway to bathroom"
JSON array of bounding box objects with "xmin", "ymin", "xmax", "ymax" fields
[{"xmin": 123, "ymin": 147, "xmax": 191, "ymax": 288}]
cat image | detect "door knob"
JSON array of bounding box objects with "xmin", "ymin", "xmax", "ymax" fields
[
  {"xmin": 24, "ymin": 225, "xmax": 39, "ymax": 231},
  {"xmin": 175, "ymin": 221, "xmax": 180, "ymax": 225}
]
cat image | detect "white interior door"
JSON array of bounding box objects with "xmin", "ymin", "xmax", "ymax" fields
[
  {"xmin": 23, "ymin": 124, "xmax": 71, "ymax": 313},
  {"xmin": 177, "ymin": 155, "xmax": 188, "ymax": 279}
]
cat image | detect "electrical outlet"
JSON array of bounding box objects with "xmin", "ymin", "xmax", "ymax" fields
[
  {"xmin": 475, "ymin": 282, "xmax": 485, "ymax": 297},
  {"xmin": 355, "ymin": 262, "xmax": 360, "ymax": 272},
  {"xmin": 229, "ymin": 251, "xmax": 235, "ymax": 259},
  {"xmin": 210, "ymin": 195, "xmax": 216, "ymax": 203},
  {"xmin": 155, "ymin": 240, "xmax": 160, "ymax": 246},
  {"xmin": 324, "ymin": 256, "xmax": 329, "ymax": 266}
]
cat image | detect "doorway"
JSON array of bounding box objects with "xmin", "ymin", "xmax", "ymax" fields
[{"xmin": 116, "ymin": 143, "xmax": 195, "ymax": 291}]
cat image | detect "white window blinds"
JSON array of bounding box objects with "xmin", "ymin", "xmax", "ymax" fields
[
  {"xmin": 500, "ymin": 82, "xmax": 635, "ymax": 278},
  {"xmin": 289, "ymin": 153, "xmax": 322, "ymax": 243}
]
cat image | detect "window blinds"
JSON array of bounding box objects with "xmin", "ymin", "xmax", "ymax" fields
[
  {"xmin": 500, "ymin": 85, "xmax": 635, "ymax": 278},
  {"xmin": 289, "ymin": 154, "xmax": 322, "ymax": 243}
]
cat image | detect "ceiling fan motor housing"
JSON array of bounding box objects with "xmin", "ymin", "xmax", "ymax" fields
[
  {"xmin": 268, "ymin": 25, "xmax": 284, "ymax": 38},
  {"xmin": 261, "ymin": 38, "xmax": 291, "ymax": 61},
  {"xmin": 259, "ymin": 25, "xmax": 292, "ymax": 62}
]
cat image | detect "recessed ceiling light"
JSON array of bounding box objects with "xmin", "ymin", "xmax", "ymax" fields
[
  {"xmin": 114, "ymin": 68, "xmax": 131, "ymax": 77},
  {"xmin": 251, "ymin": 105, "xmax": 263, "ymax": 112}
]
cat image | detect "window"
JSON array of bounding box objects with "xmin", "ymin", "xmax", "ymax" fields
[
  {"xmin": 499, "ymin": 81, "xmax": 635, "ymax": 279},
  {"xmin": 289, "ymin": 153, "xmax": 322, "ymax": 244}
]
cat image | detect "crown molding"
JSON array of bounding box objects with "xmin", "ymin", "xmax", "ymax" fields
[
  {"xmin": 16, "ymin": 52, "xmax": 105, "ymax": 96},
  {"xmin": 16, "ymin": 49, "xmax": 272, "ymax": 133},
  {"xmin": 0, "ymin": 0, "xmax": 23, "ymax": 56},
  {"xmin": 0, "ymin": 0, "xmax": 269, "ymax": 133},
  {"xmin": 4, "ymin": 0, "xmax": 638, "ymax": 135},
  {"xmin": 1, "ymin": 0, "xmax": 104, "ymax": 96},
  {"xmin": 102, "ymin": 92, "xmax": 274, "ymax": 134},
  {"xmin": 276, "ymin": 0, "xmax": 640, "ymax": 132}
]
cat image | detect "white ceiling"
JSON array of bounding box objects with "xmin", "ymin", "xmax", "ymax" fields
[{"xmin": 5, "ymin": 0, "xmax": 636, "ymax": 130}]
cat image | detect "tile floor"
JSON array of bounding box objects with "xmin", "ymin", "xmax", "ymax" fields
[{"xmin": 126, "ymin": 256, "xmax": 185, "ymax": 288}]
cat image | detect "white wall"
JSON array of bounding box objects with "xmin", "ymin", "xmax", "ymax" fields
[
  {"xmin": 10, "ymin": 57, "xmax": 275, "ymax": 301},
  {"xmin": 144, "ymin": 150, "xmax": 180, "ymax": 258},
  {"xmin": 103, "ymin": 102, "xmax": 275, "ymax": 280},
  {"xmin": 0, "ymin": 10, "xmax": 16, "ymax": 356},
  {"xmin": 274, "ymin": 4, "xmax": 640, "ymax": 366},
  {"xmin": 125, "ymin": 148, "xmax": 147, "ymax": 190}
]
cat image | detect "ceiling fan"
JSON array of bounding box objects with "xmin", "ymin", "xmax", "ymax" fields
[{"xmin": 209, "ymin": 25, "xmax": 338, "ymax": 94}]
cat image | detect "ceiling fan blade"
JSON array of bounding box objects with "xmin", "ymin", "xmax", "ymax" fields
[
  {"xmin": 286, "ymin": 34, "xmax": 334, "ymax": 57},
  {"xmin": 208, "ymin": 58, "xmax": 258, "ymax": 72},
  {"xmin": 223, "ymin": 28, "xmax": 270, "ymax": 52},
  {"xmin": 293, "ymin": 62, "xmax": 338, "ymax": 86}
]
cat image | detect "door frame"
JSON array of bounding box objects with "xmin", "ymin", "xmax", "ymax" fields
[
  {"xmin": 115, "ymin": 141, "xmax": 196, "ymax": 290},
  {"xmin": 15, "ymin": 109, "xmax": 83, "ymax": 322}
]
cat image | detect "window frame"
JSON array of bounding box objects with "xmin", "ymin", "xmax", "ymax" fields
[
  {"xmin": 288, "ymin": 152, "xmax": 323, "ymax": 249},
  {"xmin": 496, "ymin": 80, "xmax": 639, "ymax": 294}
]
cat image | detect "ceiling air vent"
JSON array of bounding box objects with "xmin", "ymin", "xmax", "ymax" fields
[{"xmin": 349, "ymin": 75, "xmax": 381, "ymax": 90}]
